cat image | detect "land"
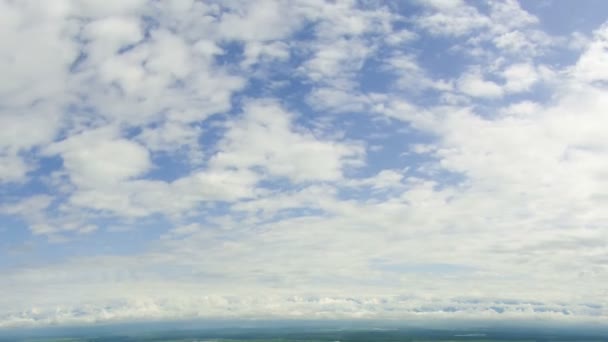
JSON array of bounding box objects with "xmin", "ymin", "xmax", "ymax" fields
[{"xmin": 1, "ymin": 321, "xmax": 606, "ymax": 342}]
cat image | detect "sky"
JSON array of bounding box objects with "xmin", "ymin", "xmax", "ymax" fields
[{"xmin": 1, "ymin": 0, "xmax": 608, "ymax": 328}]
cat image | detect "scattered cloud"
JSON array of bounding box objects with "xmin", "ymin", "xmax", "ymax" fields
[
  {"xmin": 1, "ymin": 0, "xmax": 608, "ymax": 328},
  {"xmin": 457, "ymin": 69, "xmax": 504, "ymax": 98}
]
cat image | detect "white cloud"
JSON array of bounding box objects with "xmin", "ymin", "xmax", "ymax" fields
[
  {"xmin": 0, "ymin": 106, "xmax": 62, "ymax": 184},
  {"xmin": 301, "ymin": 0, "xmax": 392, "ymax": 39},
  {"xmin": 345, "ymin": 170, "xmax": 405, "ymax": 190},
  {"xmin": 0, "ymin": 194, "xmax": 101, "ymax": 236},
  {"xmin": 306, "ymin": 87, "xmax": 370, "ymax": 113},
  {"xmin": 145, "ymin": 29, "xmax": 194, "ymax": 79},
  {"xmin": 70, "ymin": 0, "xmax": 148, "ymax": 18},
  {"xmin": 216, "ymin": 1, "xmax": 301, "ymax": 42},
  {"xmin": 232, "ymin": 184, "xmax": 335, "ymax": 219},
  {"xmin": 502, "ymin": 63, "xmax": 539, "ymax": 93},
  {"xmin": 0, "ymin": 0, "xmax": 77, "ymax": 107},
  {"xmin": 67, "ymin": 168, "xmax": 259, "ymax": 218},
  {"xmin": 301, "ymin": 38, "xmax": 371, "ymax": 88},
  {"xmin": 82, "ymin": 15, "xmax": 143, "ymax": 64},
  {"xmin": 574, "ymin": 23, "xmax": 608, "ymax": 82},
  {"xmin": 385, "ymin": 29, "xmax": 418, "ymax": 46},
  {"xmin": 1, "ymin": 195, "xmax": 53, "ymax": 217},
  {"xmin": 136, "ymin": 121, "xmax": 202, "ymax": 153},
  {"xmin": 385, "ymin": 53, "xmax": 453, "ymax": 92},
  {"xmin": 499, "ymin": 101, "xmax": 543, "ymax": 118},
  {"xmin": 241, "ymin": 41, "xmax": 290, "ymax": 68},
  {"xmin": 416, "ymin": 0, "xmax": 552, "ymax": 57},
  {"xmin": 0, "ymin": 1, "xmax": 78, "ymax": 184},
  {"xmin": 457, "ymin": 70, "xmax": 504, "ymax": 98},
  {"xmin": 45, "ymin": 127, "xmax": 151, "ymax": 188},
  {"xmin": 210, "ymin": 100, "xmax": 364, "ymax": 183},
  {"xmin": 0, "ymin": 154, "xmax": 30, "ymax": 183},
  {"xmin": 486, "ymin": 0, "xmax": 539, "ymax": 33},
  {"xmin": 1, "ymin": 292, "xmax": 606, "ymax": 329},
  {"xmin": 73, "ymin": 12, "xmax": 246, "ymax": 128},
  {"xmin": 414, "ymin": 0, "xmax": 489, "ymax": 37}
]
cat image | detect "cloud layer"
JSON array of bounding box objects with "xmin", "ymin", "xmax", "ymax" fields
[{"xmin": 0, "ymin": 0, "xmax": 607, "ymax": 328}]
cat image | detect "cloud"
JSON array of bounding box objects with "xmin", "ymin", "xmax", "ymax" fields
[
  {"xmin": 81, "ymin": 15, "xmax": 144, "ymax": 64},
  {"xmin": 0, "ymin": 154, "xmax": 30, "ymax": 183},
  {"xmin": 574, "ymin": 23, "xmax": 608, "ymax": 82},
  {"xmin": 45, "ymin": 127, "xmax": 152, "ymax": 188},
  {"xmin": 65, "ymin": 167, "xmax": 260, "ymax": 218},
  {"xmin": 1, "ymin": 293, "xmax": 605, "ymax": 329},
  {"xmin": 301, "ymin": 38, "xmax": 372, "ymax": 88},
  {"xmin": 216, "ymin": 0, "xmax": 302, "ymax": 42},
  {"xmin": 414, "ymin": 0, "xmax": 489, "ymax": 37},
  {"xmin": 211, "ymin": 100, "xmax": 364, "ymax": 183},
  {"xmin": 1, "ymin": 0, "xmax": 608, "ymax": 329},
  {"xmin": 136, "ymin": 121, "xmax": 202, "ymax": 153},
  {"xmin": 501, "ymin": 63, "xmax": 540, "ymax": 93},
  {"xmin": 457, "ymin": 70, "xmax": 504, "ymax": 98}
]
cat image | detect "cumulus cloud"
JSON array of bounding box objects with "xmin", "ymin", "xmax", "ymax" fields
[
  {"xmin": 457, "ymin": 70, "xmax": 504, "ymax": 98},
  {"xmin": 501, "ymin": 63, "xmax": 540, "ymax": 93},
  {"xmin": 45, "ymin": 127, "xmax": 152, "ymax": 188},
  {"xmin": 574, "ymin": 23, "xmax": 608, "ymax": 82},
  {"xmin": 414, "ymin": 0, "xmax": 489, "ymax": 37},
  {"xmin": 211, "ymin": 100, "xmax": 364, "ymax": 183}
]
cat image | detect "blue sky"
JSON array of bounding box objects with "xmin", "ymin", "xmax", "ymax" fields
[{"xmin": 1, "ymin": 0, "xmax": 608, "ymax": 328}]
